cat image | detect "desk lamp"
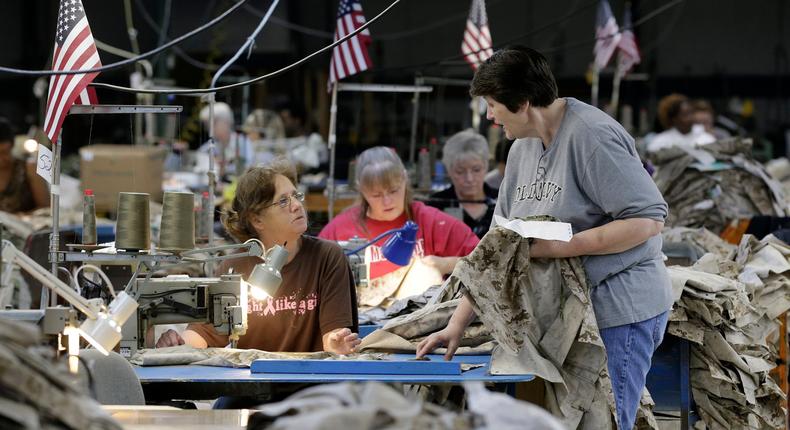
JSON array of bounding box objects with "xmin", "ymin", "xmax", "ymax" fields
[
  {"xmin": 344, "ymin": 221, "xmax": 419, "ymax": 265},
  {"xmin": 246, "ymin": 244, "xmax": 289, "ymax": 300},
  {"xmin": 2, "ymin": 239, "xmax": 138, "ymax": 372}
]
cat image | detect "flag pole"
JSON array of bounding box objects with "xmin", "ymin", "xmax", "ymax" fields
[
  {"xmin": 471, "ymin": 96, "xmax": 481, "ymax": 131},
  {"xmin": 591, "ymin": 64, "xmax": 600, "ymax": 108},
  {"xmin": 611, "ymin": 65, "xmax": 623, "ymax": 117},
  {"xmin": 45, "ymin": 135, "xmax": 62, "ymax": 308},
  {"xmin": 327, "ymin": 83, "xmax": 339, "ymax": 221}
]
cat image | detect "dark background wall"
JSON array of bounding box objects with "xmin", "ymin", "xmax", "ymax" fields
[{"xmin": 0, "ymin": 0, "xmax": 787, "ymax": 158}]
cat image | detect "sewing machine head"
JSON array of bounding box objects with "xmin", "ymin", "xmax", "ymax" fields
[
  {"xmin": 336, "ymin": 237, "xmax": 369, "ymax": 289},
  {"xmin": 120, "ymin": 274, "xmax": 247, "ymax": 358}
]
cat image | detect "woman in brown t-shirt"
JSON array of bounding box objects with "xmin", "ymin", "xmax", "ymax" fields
[{"xmin": 157, "ymin": 158, "xmax": 360, "ymax": 354}]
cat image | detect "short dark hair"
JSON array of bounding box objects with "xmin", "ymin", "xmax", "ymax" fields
[
  {"xmin": 470, "ymin": 45, "xmax": 558, "ymax": 112},
  {"xmin": 222, "ymin": 157, "xmax": 299, "ymax": 242},
  {"xmin": 0, "ymin": 117, "xmax": 14, "ymax": 144}
]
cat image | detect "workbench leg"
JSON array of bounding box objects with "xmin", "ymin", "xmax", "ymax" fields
[{"xmin": 680, "ymin": 338, "xmax": 690, "ymax": 430}]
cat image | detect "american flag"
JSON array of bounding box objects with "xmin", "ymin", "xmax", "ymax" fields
[
  {"xmin": 43, "ymin": 0, "xmax": 101, "ymax": 144},
  {"xmin": 616, "ymin": 3, "xmax": 640, "ymax": 75},
  {"xmin": 461, "ymin": 0, "xmax": 493, "ymax": 70},
  {"xmin": 328, "ymin": 0, "xmax": 372, "ymax": 87},
  {"xmin": 593, "ymin": 0, "xmax": 621, "ymax": 69}
]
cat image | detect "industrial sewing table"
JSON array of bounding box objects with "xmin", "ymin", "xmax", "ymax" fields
[{"xmin": 134, "ymin": 353, "xmax": 534, "ymax": 401}]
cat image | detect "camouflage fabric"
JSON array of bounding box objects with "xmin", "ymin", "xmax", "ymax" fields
[
  {"xmin": 132, "ymin": 345, "xmax": 387, "ymax": 367},
  {"xmin": 666, "ymin": 233, "xmax": 790, "ymax": 429},
  {"xmin": 651, "ymin": 138, "xmax": 787, "ymax": 234},
  {"xmin": 0, "ymin": 318, "xmax": 120, "ymax": 430},
  {"xmin": 358, "ymin": 298, "xmax": 495, "ymax": 356},
  {"xmin": 449, "ymin": 223, "xmax": 619, "ymax": 429},
  {"xmin": 246, "ymin": 381, "xmax": 565, "ymax": 430}
]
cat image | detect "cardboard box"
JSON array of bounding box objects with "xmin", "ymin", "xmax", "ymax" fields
[{"xmin": 80, "ymin": 144, "xmax": 167, "ymax": 213}]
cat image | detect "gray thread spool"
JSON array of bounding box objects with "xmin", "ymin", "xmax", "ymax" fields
[
  {"xmin": 82, "ymin": 190, "xmax": 97, "ymax": 245},
  {"xmin": 115, "ymin": 192, "xmax": 151, "ymax": 251},
  {"xmin": 159, "ymin": 191, "xmax": 195, "ymax": 252}
]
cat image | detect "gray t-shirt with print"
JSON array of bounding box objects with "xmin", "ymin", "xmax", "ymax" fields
[{"xmin": 493, "ymin": 97, "xmax": 673, "ymax": 329}]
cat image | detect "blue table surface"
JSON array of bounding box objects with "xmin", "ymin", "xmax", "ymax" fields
[{"xmin": 134, "ymin": 353, "xmax": 534, "ymax": 384}]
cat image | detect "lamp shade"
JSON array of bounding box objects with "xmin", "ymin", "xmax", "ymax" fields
[
  {"xmin": 381, "ymin": 221, "xmax": 418, "ymax": 266},
  {"xmin": 247, "ymin": 245, "xmax": 289, "ymax": 298},
  {"xmin": 78, "ymin": 292, "xmax": 138, "ymax": 355}
]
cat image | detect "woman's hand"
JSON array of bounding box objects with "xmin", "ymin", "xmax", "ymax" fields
[
  {"xmin": 156, "ymin": 329, "xmax": 185, "ymax": 348},
  {"xmin": 415, "ymin": 323, "xmax": 465, "ymax": 361},
  {"xmin": 323, "ymin": 328, "xmax": 361, "ymax": 355}
]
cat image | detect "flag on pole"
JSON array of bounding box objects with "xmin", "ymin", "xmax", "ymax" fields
[
  {"xmin": 616, "ymin": 3, "xmax": 641, "ymax": 75},
  {"xmin": 593, "ymin": 0, "xmax": 621, "ymax": 69},
  {"xmin": 461, "ymin": 0, "xmax": 493, "ymax": 70},
  {"xmin": 328, "ymin": 0, "xmax": 372, "ymax": 88},
  {"xmin": 43, "ymin": 0, "xmax": 101, "ymax": 144}
]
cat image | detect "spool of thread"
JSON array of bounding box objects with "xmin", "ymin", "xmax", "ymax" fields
[
  {"xmin": 159, "ymin": 191, "xmax": 195, "ymax": 251},
  {"xmin": 82, "ymin": 189, "xmax": 97, "ymax": 245},
  {"xmin": 115, "ymin": 192, "xmax": 151, "ymax": 251}
]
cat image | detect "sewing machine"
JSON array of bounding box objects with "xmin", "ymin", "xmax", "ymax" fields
[
  {"xmin": 337, "ymin": 237, "xmax": 369, "ymax": 289},
  {"xmin": 120, "ymin": 274, "xmax": 247, "ymax": 358}
]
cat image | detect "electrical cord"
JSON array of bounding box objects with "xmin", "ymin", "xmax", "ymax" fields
[
  {"xmin": 377, "ymin": 0, "xmax": 684, "ymax": 73},
  {"xmin": 89, "ymin": 0, "xmax": 403, "ymax": 95},
  {"xmin": 372, "ymin": 0, "xmax": 598, "ymax": 73},
  {"xmin": 0, "ymin": 0, "xmax": 249, "ymax": 76},
  {"xmin": 73, "ymin": 264, "xmax": 116, "ymax": 299},
  {"xmin": 243, "ymin": 0, "xmax": 509, "ymax": 42},
  {"xmin": 133, "ymin": 0, "xmax": 245, "ymax": 73},
  {"xmin": 94, "ymin": 39, "xmax": 153, "ymax": 77},
  {"xmin": 211, "ymin": 0, "xmax": 279, "ymax": 89}
]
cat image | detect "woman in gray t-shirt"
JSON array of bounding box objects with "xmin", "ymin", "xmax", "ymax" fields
[{"xmin": 417, "ymin": 46, "xmax": 672, "ymax": 430}]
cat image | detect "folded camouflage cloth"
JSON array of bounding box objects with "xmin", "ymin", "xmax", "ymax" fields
[
  {"xmin": 0, "ymin": 318, "xmax": 120, "ymax": 430},
  {"xmin": 130, "ymin": 345, "xmax": 387, "ymax": 367},
  {"xmin": 652, "ymin": 138, "xmax": 788, "ymax": 234},
  {"xmin": 666, "ymin": 233, "xmax": 790, "ymax": 429}
]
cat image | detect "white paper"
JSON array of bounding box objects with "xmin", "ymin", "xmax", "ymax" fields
[
  {"xmin": 35, "ymin": 144, "xmax": 53, "ymax": 184},
  {"xmin": 493, "ymin": 215, "xmax": 573, "ymax": 242}
]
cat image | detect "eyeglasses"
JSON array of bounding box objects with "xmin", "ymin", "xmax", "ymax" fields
[{"xmin": 264, "ymin": 191, "xmax": 305, "ymax": 210}]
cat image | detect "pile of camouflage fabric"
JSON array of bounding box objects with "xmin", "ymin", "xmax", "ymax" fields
[
  {"xmin": 246, "ymin": 381, "xmax": 565, "ymax": 430},
  {"xmin": 0, "ymin": 317, "xmax": 120, "ymax": 429},
  {"xmin": 663, "ymin": 228, "xmax": 788, "ymax": 429},
  {"xmin": 651, "ymin": 138, "xmax": 788, "ymax": 234},
  {"xmin": 765, "ymin": 158, "xmax": 790, "ymax": 206}
]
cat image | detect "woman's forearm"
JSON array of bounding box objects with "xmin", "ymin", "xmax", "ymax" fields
[
  {"xmin": 448, "ymin": 295, "xmax": 477, "ymax": 330},
  {"xmin": 531, "ymin": 218, "xmax": 664, "ymax": 258}
]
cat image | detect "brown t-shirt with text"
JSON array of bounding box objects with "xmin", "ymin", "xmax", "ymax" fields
[{"xmin": 187, "ymin": 236, "xmax": 356, "ymax": 352}]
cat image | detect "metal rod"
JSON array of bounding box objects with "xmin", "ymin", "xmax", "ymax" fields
[
  {"xmin": 408, "ymin": 78, "xmax": 421, "ymax": 166},
  {"xmin": 327, "ymin": 84, "xmax": 339, "ymax": 220},
  {"xmin": 205, "ymin": 94, "xmax": 216, "ymax": 275},
  {"xmin": 611, "ymin": 67, "xmax": 623, "ymax": 117},
  {"xmin": 4, "ymin": 241, "xmax": 98, "ymax": 319},
  {"xmin": 68, "ymin": 104, "xmax": 183, "ymax": 114},
  {"xmin": 415, "ymin": 76, "xmax": 471, "ymax": 87},
  {"xmin": 46, "ymin": 136, "xmax": 62, "ymax": 308},
  {"xmin": 336, "ymin": 83, "xmax": 433, "ymax": 93},
  {"xmin": 591, "ymin": 65, "xmax": 600, "ymax": 107}
]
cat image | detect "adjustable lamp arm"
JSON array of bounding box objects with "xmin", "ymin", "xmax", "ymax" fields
[
  {"xmin": 343, "ymin": 221, "xmax": 418, "ymax": 256},
  {"xmin": 2, "ymin": 239, "xmax": 99, "ymax": 319}
]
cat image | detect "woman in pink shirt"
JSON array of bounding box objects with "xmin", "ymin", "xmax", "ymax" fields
[{"xmin": 319, "ymin": 147, "xmax": 479, "ymax": 285}]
